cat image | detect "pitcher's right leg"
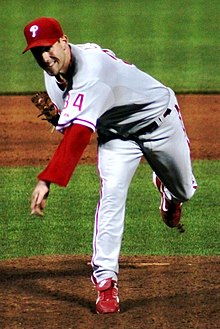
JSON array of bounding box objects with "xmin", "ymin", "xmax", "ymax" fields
[{"xmin": 91, "ymin": 139, "xmax": 142, "ymax": 313}]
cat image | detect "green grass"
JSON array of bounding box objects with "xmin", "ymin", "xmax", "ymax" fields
[
  {"xmin": 1, "ymin": 0, "xmax": 220, "ymax": 93},
  {"xmin": 124, "ymin": 160, "xmax": 220, "ymax": 255},
  {"xmin": 0, "ymin": 160, "xmax": 219, "ymax": 260}
]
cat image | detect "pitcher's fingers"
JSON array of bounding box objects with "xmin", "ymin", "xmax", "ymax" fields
[
  {"xmin": 40, "ymin": 198, "xmax": 46, "ymax": 210},
  {"xmin": 31, "ymin": 204, "xmax": 44, "ymax": 217},
  {"xmin": 31, "ymin": 191, "xmax": 39, "ymax": 212}
]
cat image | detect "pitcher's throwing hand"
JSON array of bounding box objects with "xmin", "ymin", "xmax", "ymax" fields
[{"xmin": 31, "ymin": 180, "xmax": 49, "ymax": 216}]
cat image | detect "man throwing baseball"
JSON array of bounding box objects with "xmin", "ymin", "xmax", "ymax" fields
[{"xmin": 23, "ymin": 17, "xmax": 197, "ymax": 314}]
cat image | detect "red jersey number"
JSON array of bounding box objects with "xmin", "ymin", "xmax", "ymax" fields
[{"xmin": 64, "ymin": 93, "xmax": 85, "ymax": 111}]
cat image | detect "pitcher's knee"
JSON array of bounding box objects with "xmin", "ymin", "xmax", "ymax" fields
[
  {"xmin": 177, "ymin": 185, "xmax": 197, "ymax": 202},
  {"xmin": 103, "ymin": 181, "xmax": 128, "ymax": 202}
]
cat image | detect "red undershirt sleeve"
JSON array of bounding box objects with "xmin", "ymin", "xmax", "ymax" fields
[{"xmin": 38, "ymin": 124, "xmax": 93, "ymax": 187}]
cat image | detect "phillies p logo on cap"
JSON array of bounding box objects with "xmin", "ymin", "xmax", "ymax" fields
[{"xmin": 29, "ymin": 25, "xmax": 39, "ymax": 38}]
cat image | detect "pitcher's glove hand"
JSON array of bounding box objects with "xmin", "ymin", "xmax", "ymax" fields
[{"xmin": 31, "ymin": 92, "xmax": 60, "ymax": 127}]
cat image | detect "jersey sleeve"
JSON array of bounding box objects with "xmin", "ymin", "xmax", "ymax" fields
[
  {"xmin": 56, "ymin": 81, "xmax": 114, "ymax": 133},
  {"xmin": 38, "ymin": 124, "xmax": 93, "ymax": 187}
]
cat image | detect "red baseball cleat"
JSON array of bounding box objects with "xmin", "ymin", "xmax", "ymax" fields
[
  {"xmin": 160, "ymin": 193, "xmax": 182, "ymax": 227},
  {"xmin": 153, "ymin": 174, "xmax": 182, "ymax": 228},
  {"xmin": 95, "ymin": 278, "xmax": 120, "ymax": 314}
]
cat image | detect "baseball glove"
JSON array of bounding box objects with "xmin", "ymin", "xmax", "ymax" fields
[{"xmin": 31, "ymin": 92, "xmax": 60, "ymax": 127}]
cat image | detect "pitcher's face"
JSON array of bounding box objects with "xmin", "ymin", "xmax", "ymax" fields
[{"xmin": 31, "ymin": 36, "xmax": 70, "ymax": 76}]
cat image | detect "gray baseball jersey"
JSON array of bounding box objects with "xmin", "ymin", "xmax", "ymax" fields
[{"xmin": 44, "ymin": 43, "xmax": 171, "ymax": 136}]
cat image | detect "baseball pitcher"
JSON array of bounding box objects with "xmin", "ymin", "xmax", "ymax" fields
[{"xmin": 23, "ymin": 17, "xmax": 197, "ymax": 314}]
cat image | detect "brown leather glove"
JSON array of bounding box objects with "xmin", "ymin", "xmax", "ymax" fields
[{"xmin": 31, "ymin": 92, "xmax": 60, "ymax": 127}]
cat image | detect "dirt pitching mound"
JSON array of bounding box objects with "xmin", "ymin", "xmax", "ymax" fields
[{"xmin": 0, "ymin": 255, "xmax": 219, "ymax": 329}]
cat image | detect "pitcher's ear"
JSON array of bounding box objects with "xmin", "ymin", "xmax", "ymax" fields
[{"xmin": 59, "ymin": 35, "xmax": 69, "ymax": 49}]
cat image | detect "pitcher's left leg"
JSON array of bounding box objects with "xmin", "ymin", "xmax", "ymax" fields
[{"xmin": 142, "ymin": 106, "xmax": 197, "ymax": 228}]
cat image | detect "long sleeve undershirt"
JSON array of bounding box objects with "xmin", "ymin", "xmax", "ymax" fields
[{"xmin": 38, "ymin": 124, "xmax": 93, "ymax": 187}]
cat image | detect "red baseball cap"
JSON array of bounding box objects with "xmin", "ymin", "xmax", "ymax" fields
[{"xmin": 23, "ymin": 17, "xmax": 64, "ymax": 53}]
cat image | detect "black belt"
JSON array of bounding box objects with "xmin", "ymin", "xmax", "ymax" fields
[{"xmin": 135, "ymin": 108, "xmax": 172, "ymax": 135}]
